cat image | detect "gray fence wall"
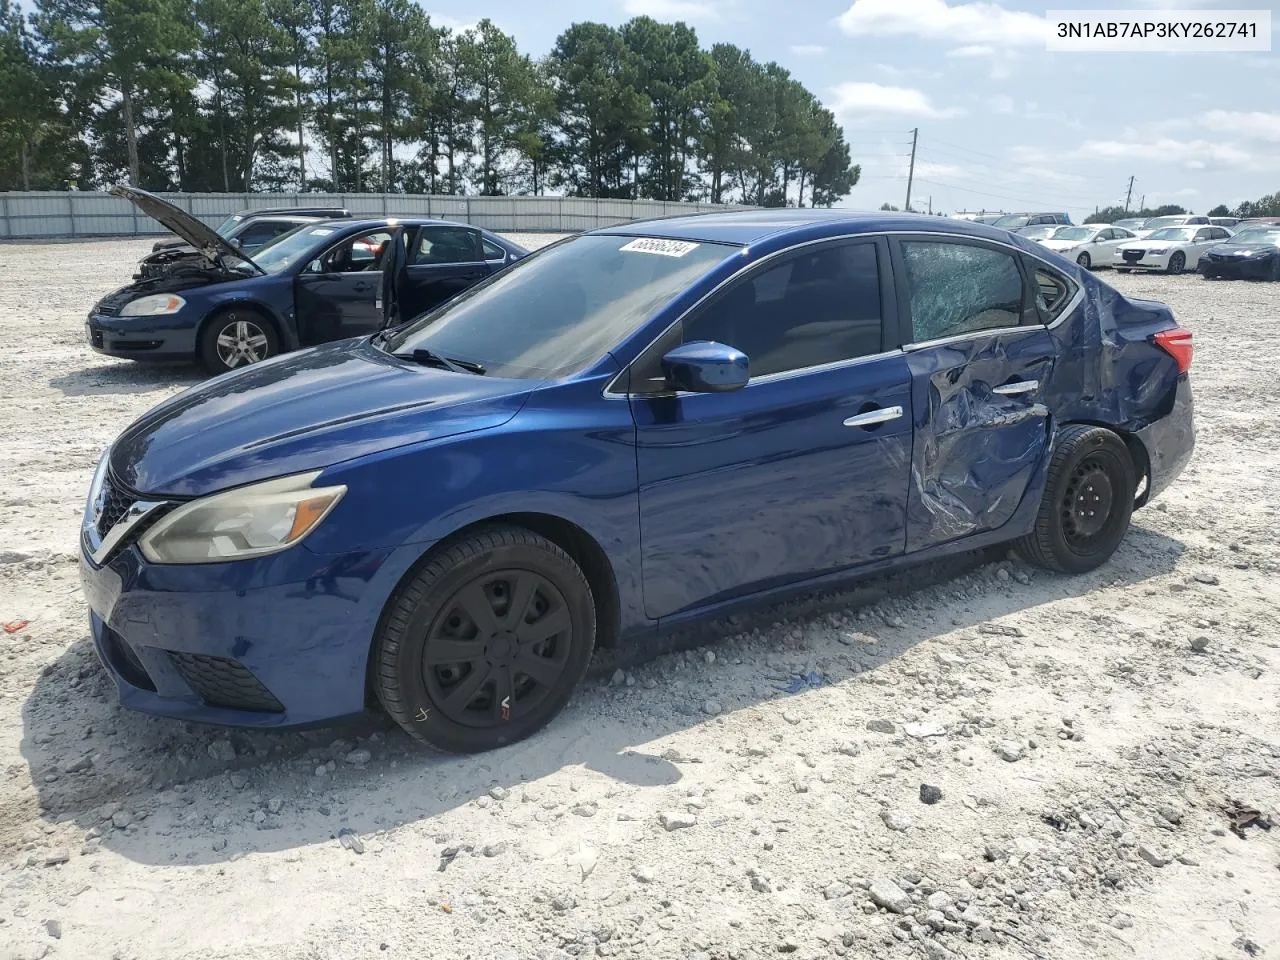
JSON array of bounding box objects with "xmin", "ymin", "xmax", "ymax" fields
[{"xmin": 0, "ymin": 192, "xmax": 754, "ymax": 239}]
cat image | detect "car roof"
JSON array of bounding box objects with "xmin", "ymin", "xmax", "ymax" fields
[{"xmin": 593, "ymin": 208, "xmax": 1027, "ymax": 247}]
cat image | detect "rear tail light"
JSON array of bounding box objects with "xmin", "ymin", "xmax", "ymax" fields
[{"xmin": 1153, "ymin": 327, "xmax": 1193, "ymax": 374}]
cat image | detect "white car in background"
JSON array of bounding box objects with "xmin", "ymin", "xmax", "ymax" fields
[
  {"xmin": 1113, "ymin": 225, "xmax": 1234, "ymax": 274},
  {"xmin": 1133, "ymin": 214, "xmax": 1209, "ymax": 238},
  {"xmin": 1040, "ymin": 224, "xmax": 1137, "ymax": 269}
]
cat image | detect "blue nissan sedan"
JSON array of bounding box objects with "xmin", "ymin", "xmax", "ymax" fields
[
  {"xmin": 80, "ymin": 210, "xmax": 1195, "ymax": 753},
  {"xmin": 88, "ymin": 186, "xmax": 528, "ymax": 374}
]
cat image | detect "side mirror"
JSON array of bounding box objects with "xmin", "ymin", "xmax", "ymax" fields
[
  {"xmin": 661, "ymin": 341, "xmax": 749, "ymax": 393},
  {"xmin": 229, "ymin": 236, "xmax": 243, "ymax": 249}
]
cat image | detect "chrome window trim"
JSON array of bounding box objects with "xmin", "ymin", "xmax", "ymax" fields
[{"xmin": 604, "ymin": 228, "xmax": 1083, "ymax": 397}]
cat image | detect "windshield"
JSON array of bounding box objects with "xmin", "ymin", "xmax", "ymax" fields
[
  {"xmin": 215, "ymin": 214, "xmax": 243, "ymax": 237},
  {"xmin": 250, "ymin": 224, "xmax": 347, "ymax": 274},
  {"xmin": 1148, "ymin": 228, "xmax": 1196, "ymax": 241},
  {"xmin": 1053, "ymin": 227, "xmax": 1094, "ymax": 241},
  {"xmin": 1228, "ymin": 228, "xmax": 1280, "ymax": 246},
  {"xmin": 383, "ymin": 234, "xmax": 741, "ymax": 379},
  {"xmin": 1019, "ymin": 225, "xmax": 1059, "ymax": 239},
  {"xmin": 1143, "ymin": 216, "xmax": 1187, "ymax": 230},
  {"xmin": 1113, "ymin": 219, "xmax": 1146, "ymax": 230},
  {"xmin": 993, "ymin": 215, "xmax": 1029, "ymax": 229}
]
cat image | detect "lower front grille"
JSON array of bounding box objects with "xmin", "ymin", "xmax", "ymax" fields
[
  {"xmin": 103, "ymin": 628, "xmax": 157, "ymax": 691},
  {"xmin": 168, "ymin": 653, "xmax": 285, "ymax": 713},
  {"xmin": 90, "ymin": 329, "xmax": 104, "ymax": 348}
]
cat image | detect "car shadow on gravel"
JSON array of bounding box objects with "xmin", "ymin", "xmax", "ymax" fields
[
  {"xmin": 18, "ymin": 524, "xmax": 1184, "ymax": 866},
  {"xmin": 49, "ymin": 362, "xmax": 204, "ymax": 397}
]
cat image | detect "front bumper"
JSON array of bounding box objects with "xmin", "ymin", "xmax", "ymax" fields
[
  {"xmin": 86, "ymin": 312, "xmax": 199, "ymax": 360},
  {"xmin": 1114, "ymin": 252, "xmax": 1171, "ymax": 271},
  {"xmin": 80, "ymin": 537, "xmax": 427, "ymax": 728},
  {"xmin": 1133, "ymin": 374, "xmax": 1194, "ymax": 505},
  {"xmin": 1200, "ymin": 254, "xmax": 1278, "ymax": 279}
]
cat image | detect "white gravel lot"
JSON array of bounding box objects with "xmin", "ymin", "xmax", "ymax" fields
[{"xmin": 0, "ymin": 237, "xmax": 1278, "ymax": 960}]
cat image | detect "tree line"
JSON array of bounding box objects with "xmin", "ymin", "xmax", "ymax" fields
[{"xmin": 0, "ymin": 0, "xmax": 859, "ymax": 207}]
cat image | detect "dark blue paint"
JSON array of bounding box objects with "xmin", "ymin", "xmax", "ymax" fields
[
  {"xmin": 660, "ymin": 341, "xmax": 750, "ymax": 393},
  {"xmin": 80, "ymin": 210, "xmax": 1196, "ymax": 729},
  {"xmin": 86, "ymin": 219, "xmax": 526, "ymax": 363}
]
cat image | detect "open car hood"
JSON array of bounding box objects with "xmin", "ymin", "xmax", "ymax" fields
[{"xmin": 110, "ymin": 185, "xmax": 264, "ymax": 276}]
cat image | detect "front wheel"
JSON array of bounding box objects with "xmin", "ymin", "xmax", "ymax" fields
[
  {"xmin": 372, "ymin": 525, "xmax": 596, "ymax": 753},
  {"xmin": 1015, "ymin": 425, "xmax": 1136, "ymax": 575},
  {"xmin": 199, "ymin": 309, "xmax": 279, "ymax": 374},
  {"xmin": 1075, "ymin": 251, "xmax": 1091, "ymax": 269},
  {"xmin": 1166, "ymin": 252, "xmax": 1185, "ymax": 275}
]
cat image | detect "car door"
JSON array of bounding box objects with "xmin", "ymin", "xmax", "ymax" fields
[
  {"xmin": 1188, "ymin": 227, "xmax": 1216, "ymax": 264},
  {"xmin": 398, "ymin": 226, "xmax": 489, "ymax": 320},
  {"xmin": 889, "ymin": 236, "xmax": 1056, "ymax": 553},
  {"xmin": 294, "ymin": 228, "xmax": 393, "ymax": 344},
  {"xmin": 1105, "ymin": 227, "xmax": 1133, "ymax": 259},
  {"xmin": 628, "ymin": 237, "xmax": 914, "ymax": 620}
]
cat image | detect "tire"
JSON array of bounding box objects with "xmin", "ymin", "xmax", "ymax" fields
[
  {"xmin": 372, "ymin": 525, "xmax": 596, "ymax": 753},
  {"xmin": 1014, "ymin": 425, "xmax": 1136, "ymax": 575},
  {"xmin": 1166, "ymin": 252, "xmax": 1185, "ymax": 275},
  {"xmin": 1075, "ymin": 252, "xmax": 1091, "ymax": 269},
  {"xmin": 198, "ymin": 307, "xmax": 280, "ymax": 374}
]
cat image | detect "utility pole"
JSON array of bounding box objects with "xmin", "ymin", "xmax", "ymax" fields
[
  {"xmin": 927, "ymin": 195, "xmax": 932, "ymax": 215},
  {"xmin": 1124, "ymin": 175, "xmax": 1134, "ymax": 212},
  {"xmin": 905, "ymin": 127, "xmax": 918, "ymax": 212}
]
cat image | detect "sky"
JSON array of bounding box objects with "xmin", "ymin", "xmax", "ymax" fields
[{"xmin": 427, "ymin": 0, "xmax": 1280, "ymax": 220}]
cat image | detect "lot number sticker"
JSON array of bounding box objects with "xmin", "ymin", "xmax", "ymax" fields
[{"xmin": 620, "ymin": 237, "xmax": 700, "ymax": 257}]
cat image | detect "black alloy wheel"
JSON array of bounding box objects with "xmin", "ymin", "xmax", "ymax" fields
[{"xmin": 372, "ymin": 525, "xmax": 595, "ymax": 753}]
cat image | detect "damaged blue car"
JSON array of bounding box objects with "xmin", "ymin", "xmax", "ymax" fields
[{"xmin": 80, "ymin": 210, "xmax": 1195, "ymax": 753}]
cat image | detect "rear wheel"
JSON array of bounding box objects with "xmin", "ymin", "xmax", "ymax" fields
[
  {"xmin": 1166, "ymin": 252, "xmax": 1185, "ymax": 275},
  {"xmin": 1075, "ymin": 251, "xmax": 1091, "ymax": 269},
  {"xmin": 199, "ymin": 308, "xmax": 279, "ymax": 374},
  {"xmin": 1015, "ymin": 425, "xmax": 1136, "ymax": 575},
  {"xmin": 372, "ymin": 525, "xmax": 596, "ymax": 753}
]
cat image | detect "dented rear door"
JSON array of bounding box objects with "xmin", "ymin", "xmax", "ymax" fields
[{"xmin": 889, "ymin": 236, "xmax": 1055, "ymax": 553}]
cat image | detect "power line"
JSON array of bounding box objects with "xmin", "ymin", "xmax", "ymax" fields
[
  {"xmin": 911, "ymin": 177, "xmax": 1085, "ymax": 210},
  {"xmin": 913, "ymin": 145, "xmax": 1117, "ymax": 189}
]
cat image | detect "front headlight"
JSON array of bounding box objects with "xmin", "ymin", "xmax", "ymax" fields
[
  {"xmin": 120, "ymin": 294, "xmax": 186, "ymax": 317},
  {"xmin": 138, "ymin": 471, "xmax": 346, "ymax": 564}
]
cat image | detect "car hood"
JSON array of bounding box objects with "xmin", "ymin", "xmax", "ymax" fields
[
  {"xmin": 1207, "ymin": 242, "xmax": 1277, "ymax": 255},
  {"xmin": 1117, "ymin": 239, "xmax": 1180, "ymax": 251},
  {"xmin": 1040, "ymin": 238, "xmax": 1086, "ymax": 251},
  {"xmin": 110, "ymin": 339, "xmax": 538, "ymax": 498},
  {"xmin": 110, "ymin": 185, "xmax": 263, "ymax": 276}
]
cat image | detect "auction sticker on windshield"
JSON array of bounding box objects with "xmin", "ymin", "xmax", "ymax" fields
[{"xmin": 620, "ymin": 238, "xmax": 701, "ymax": 257}]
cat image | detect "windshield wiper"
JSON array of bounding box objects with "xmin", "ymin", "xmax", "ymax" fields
[{"xmin": 393, "ymin": 348, "xmax": 486, "ymax": 375}]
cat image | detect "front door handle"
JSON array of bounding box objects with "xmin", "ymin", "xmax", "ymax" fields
[
  {"xmin": 993, "ymin": 379, "xmax": 1039, "ymax": 396},
  {"xmin": 843, "ymin": 405, "xmax": 904, "ymax": 428}
]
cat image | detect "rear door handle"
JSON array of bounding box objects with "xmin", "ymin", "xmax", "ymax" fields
[
  {"xmin": 993, "ymin": 380, "xmax": 1039, "ymax": 396},
  {"xmin": 843, "ymin": 405, "xmax": 904, "ymax": 428}
]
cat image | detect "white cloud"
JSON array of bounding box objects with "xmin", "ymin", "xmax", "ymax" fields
[
  {"xmin": 987, "ymin": 94, "xmax": 1015, "ymax": 114},
  {"xmin": 948, "ymin": 44, "xmax": 995, "ymax": 57},
  {"xmin": 790, "ymin": 44, "xmax": 827, "ymax": 56},
  {"xmin": 621, "ymin": 0, "xmax": 719, "ymax": 19},
  {"xmin": 915, "ymin": 160, "xmax": 966, "ymax": 178},
  {"xmin": 838, "ymin": 0, "xmax": 1048, "ymax": 46},
  {"xmin": 1076, "ymin": 137, "xmax": 1257, "ymax": 170},
  {"xmin": 830, "ymin": 82, "xmax": 964, "ymax": 119},
  {"xmin": 874, "ymin": 63, "xmax": 942, "ymax": 80},
  {"xmin": 1197, "ymin": 110, "xmax": 1280, "ymax": 143},
  {"xmin": 429, "ymin": 13, "xmax": 480, "ymax": 32}
]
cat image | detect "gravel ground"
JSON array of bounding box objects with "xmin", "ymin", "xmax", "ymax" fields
[{"xmin": 0, "ymin": 238, "xmax": 1278, "ymax": 960}]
